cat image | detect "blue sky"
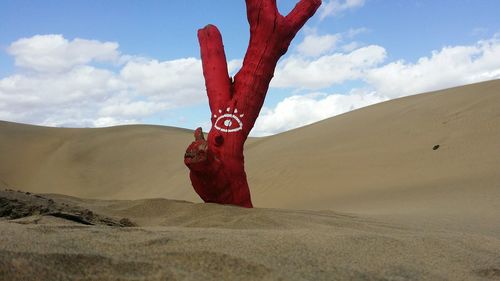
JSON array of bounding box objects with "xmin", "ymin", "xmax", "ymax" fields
[{"xmin": 1, "ymin": 0, "xmax": 499, "ymax": 135}]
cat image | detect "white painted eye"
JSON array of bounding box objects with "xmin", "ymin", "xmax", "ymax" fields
[{"xmin": 213, "ymin": 108, "xmax": 244, "ymax": 133}]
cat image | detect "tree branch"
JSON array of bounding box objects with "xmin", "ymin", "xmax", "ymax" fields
[
  {"xmin": 233, "ymin": 0, "xmax": 322, "ymax": 135},
  {"xmin": 285, "ymin": 0, "xmax": 322, "ymax": 34},
  {"xmin": 245, "ymin": 0, "xmax": 280, "ymax": 28},
  {"xmin": 186, "ymin": 0, "xmax": 321, "ymax": 208},
  {"xmin": 198, "ymin": 25, "xmax": 232, "ymax": 113}
]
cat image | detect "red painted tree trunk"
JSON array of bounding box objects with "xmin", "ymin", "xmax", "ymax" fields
[{"xmin": 184, "ymin": 0, "xmax": 321, "ymax": 208}]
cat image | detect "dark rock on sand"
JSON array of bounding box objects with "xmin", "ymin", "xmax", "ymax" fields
[{"xmin": 0, "ymin": 189, "xmax": 135, "ymax": 227}]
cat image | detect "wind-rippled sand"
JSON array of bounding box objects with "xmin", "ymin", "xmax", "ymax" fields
[{"xmin": 1, "ymin": 191, "xmax": 499, "ymax": 280}]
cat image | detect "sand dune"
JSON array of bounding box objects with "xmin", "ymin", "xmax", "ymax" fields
[
  {"xmin": 1, "ymin": 81, "xmax": 499, "ymax": 223},
  {"xmin": 1, "ymin": 80, "xmax": 500, "ymax": 280},
  {"xmin": 247, "ymin": 79, "xmax": 500, "ymax": 234},
  {"xmin": 0, "ymin": 123, "xmax": 196, "ymax": 200}
]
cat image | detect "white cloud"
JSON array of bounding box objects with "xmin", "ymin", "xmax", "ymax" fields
[
  {"xmin": 341, "ymin": 41, "xmax": 362, "ymax": 52},
  {"xmin": 255, "ymin": 35, "xmax": 500, "ymax": 136},
  {"xmin": 294, "ymin": 27, "xmax": 368, "ymax": 57},
  {"xmin": 98, "ymin": 100, "xmax": 169, "ymax": 119},
  {"xmin": 365, "ymin": 37, "xmax": 500, "ymax": 98},
  {"xmin": 345, "ymin": 27, "xmax": 368, "ymax": 38},
  {"xmin": 2, "ymin": 33, "xmax": 500, "ymax": 135},
  {"xmin": 228, "ymin": 59, "xmax": 243, "ymax": 76},
  {"xmin": 320, "ymin": 0, "xmax": 365, "ymax": 19},
  {"xmin": 296, "ymin": 33, "xmax": 341, "ymax": 57},
  {"xmin": 120, "ymin": 57, "xmax": 205, "ymax": 105},
  {"xmin": 8, "ymin": 34, "xmax": 120, "ymax": 73},
  {"xmin": 272, "ymin": 45, "xmax": 387, "ymax": 89},
  {"xmin": 0, "ymin": 34, "xmax": 207, "ymax": 127},
  {"xmin": 0, "ymin": 65, "xmax": 125, "ymax": 127},
  {"xmin": 0, "ymin": 66, "xmax": 122, "ymax": 107},
  {"xmin": 252, "ymin": 90, "xmax": 386, "ymax": 136},
  {"xmin": 92, "ymin": 117, "xmax": 137, "ymax": 127}
]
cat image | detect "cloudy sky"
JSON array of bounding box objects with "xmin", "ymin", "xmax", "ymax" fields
[{"xmin": 1, "ymin": 0, "xmax": 499, "ymax": 136}]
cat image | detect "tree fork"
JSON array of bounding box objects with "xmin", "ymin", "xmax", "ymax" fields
[{"xmin": 184, "ymin": 0, "xmax": 321, "ymax": 207}]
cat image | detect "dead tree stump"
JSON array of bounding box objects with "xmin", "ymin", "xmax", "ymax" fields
[{"xmin": 184, "ymin": 0, "xmax": 321, "ymax": 207}]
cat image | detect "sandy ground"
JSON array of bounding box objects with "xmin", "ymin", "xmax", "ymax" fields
[
  {"xmin": 1, "ymin": 190, "xmax": 499, "ymax": 280},
  {"xmin": 1, "ymin": 79, "xmax": 500, "ymax": 280}
]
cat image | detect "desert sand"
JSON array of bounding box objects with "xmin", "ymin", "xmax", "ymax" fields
[{"xmin": 1, "ymin": 79, "xmax": 499, "ymax": 280}]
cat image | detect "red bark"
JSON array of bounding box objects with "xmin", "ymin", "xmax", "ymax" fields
[{"xmin": 184, "ymin": 0, "xmax": 321, "ymax": 208}]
